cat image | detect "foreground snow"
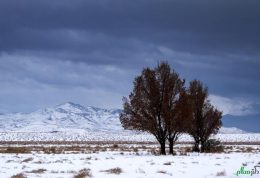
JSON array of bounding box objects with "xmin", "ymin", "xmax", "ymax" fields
[{"xmin": 1, "ymin": 151, "xmax": 259, "ymax": 178}]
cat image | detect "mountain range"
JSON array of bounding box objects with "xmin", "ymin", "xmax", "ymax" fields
[
  {"xmin": 0, "ymin": 102, "xmax": 252, "ymax": 134},
  {"xmin": 0, "ymin": 102, "xmax": 122, "ymax": 133}
]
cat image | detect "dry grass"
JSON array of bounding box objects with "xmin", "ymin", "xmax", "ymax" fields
[
  {"xmin": 149, "ymin": 147, "xmax": 159, "ymax": 155},
  {"xmin": 33, "ymin": 160, "xmax": 44, "ymax": 164},
  {"xmin": 112, "ymin": 144, "xmax": 119, "ymax": 148},
  {"xmin": 3, "ymin": 147, "xmax": 30, "ymax": 154},
  {"xmin": 0, "ymin": 141, "xmax": 259, "ymax": 155},
  {"xmin": 101, "ymin": 167, "xmax": 123, "ymax": 175},
  {"xmin": 242, "ymin": 162, "xmax": 248, "ymax": 166},
  {"xmin": 50, "ymin": 170, "xmax": 59, "ymax": 174},
  {"xmin": 157, "ymin": 170, "xmax": 167, "ymax": 174},
  {"xmin": 67, "ymin": 170, "xmax": 77, "ymax": 174},
  {"xmin": 21, "ymin": 157, "xmax": 33, "ymax": 163},
  {"xmin": 6, "ymin": 159, "xmax": 15, "ymax": 163},
  {"xmin": 11, "ymin": 173, "xmax": 26, "ymax": 178},
  {"xmin": 163, "ymin": 161, "xmax": 173, "ymax": 165},
  {"xmin": 157, "ymin": 170, "xmax": 172, "ymax": 176},
  {"xmin": 191, "ymin": 161, "xmax": 199, "ymax": 164},
  {"xmin": 43, "ymin": 147, "xmax": 64, "ymax": 154},
  {"xmin": 216, "ymin": 170, "xmax": 226, "ymax": 176},
  {"xmin": 27, "ymin": 168, "xmax": 47, "ymax": 174},
  {"xmin": 179, "ymin": 151, "xmax": 187, "ymax": 156},
  {"xmin": 184, "ymin": 147, "xmax": 192, "ymax": 152},
  {"xmin": 245, "ymin": 147, "xmax": 253, "ymax": 152},
  {"xmin": 74, "ymin": 168, "xmax": 92, "ymax": 178}
]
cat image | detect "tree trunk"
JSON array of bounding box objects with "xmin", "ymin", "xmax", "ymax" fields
[
  {"xmin": 193, "ymin": 140, "xmax": 200, "ymax": 152},
  {"xmin": 168, "ymin": 138, "xmax": 174, "ymax": 155},
  {"xmin": 160, "ymin": 141, "xmax": 166, "ymax": 155},
  {"xmin": 200, "ymin": 140, "xmax": 205, "ymax": 153}
]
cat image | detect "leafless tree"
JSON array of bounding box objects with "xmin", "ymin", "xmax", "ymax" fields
[
  {"xmin": 120, "ymin": 62, "xmax": 187, "ymax": 155},
  {"xmin": 166, "ymin": 91, "xmax": 192, "ymax": 154},
  {"xmin": 187, "ymin": 80, "xmax": 222, "ymax": 152}
]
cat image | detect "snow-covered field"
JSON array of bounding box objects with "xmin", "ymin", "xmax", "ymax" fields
[
  {"xmin": 0, "ymin": 131, "xmax": 260, "ymax": 143},
  {"xmin": 0, "ymin": 132, "xmax": 259, "ymax": 177},
  {"xmin": 1, "ymin": 151, "xmax": 260, "ymax": 178},
  {"xmin": 0, "ymin": 132, "xmax": 259, "ymax": 178}
]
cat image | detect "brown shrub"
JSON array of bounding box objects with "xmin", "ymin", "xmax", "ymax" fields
[
  {"xmin": 101, "ymin": 167, "xmax": 122, "ymax": 175},
  {"xmin": 184, "ymin": 147, "xmax": 192, "ymax": 152},
  {"xmin": 133, "ymin": 147, "xmax": 138, "ymax": 152},
  {"xmin": 112, "ymin": 144, "xmax": 119, "ymax": 148},
  {"xmin": 179, "ymin": 151, "xmax": 187, "ymax": 156},
  {"xmin": 216, "ymin": 170, "xmax": 226, "ymax": 176},
  {"xmin": 74, "ymin": 168, "xmax": 92, "ymax": 178},
  {"xmin": 27, "ymin": 168, "xmax": 47, "ymax": 174},
  {"xmin": 149, "ymin": 148, "xmax": 159, "ymax": 155},
  {"xmin": 157, "ymin": 170, "xmax": 167, "ymax": 174},
  {"xmin": 21, "ymin": 157, "xmax": 33, "ymax": 163},
  {"xmin": 5, "ymin": 147, "xmax": 30, "ymax": 154},
  {"xmin": 11, "ymin": 173, "xmax": 26, "ymax": 178},
  {"xmin": 43, "ymin": 147, "xmax": 63, "ymax": 154},
  {"xmin": 163, "ymin": 162, "xmax": 172, "ymax": 165},
  {"xmin": 204, "ymin": 139, "xmax": 224, "ymax": 153},
  {"xmin": 245, "ymin": 147, "xmax": 253, "ymax": 152}
]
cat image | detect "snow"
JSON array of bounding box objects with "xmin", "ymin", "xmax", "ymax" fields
[
  {"xmin": 219, "ymin": 127, "xmax": 247, "ymax": 134},
  {"xmin": 0, "ymin": 152, "xmax": 260, "ymax": 178},
  {"xmin": 0, "ymin": 131, "xmax": 260, "ymax": 142}
]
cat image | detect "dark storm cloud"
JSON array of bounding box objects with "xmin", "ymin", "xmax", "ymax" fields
[
  {"xmin": 1, "ymin": 0, "xmax": 260, "ymax": 55},
  {"xmin": 0, "ymin": 0, "xmax": 259, "ymax": 114}
]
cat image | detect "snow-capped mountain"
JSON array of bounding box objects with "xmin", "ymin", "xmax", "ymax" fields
[
  {"xmin": 0, "ymin": 102, "xmax": 122, "ymax": 133},
  {"xmin": 0, "ymin": 102, "xmax": 247, "ymax": 134}
]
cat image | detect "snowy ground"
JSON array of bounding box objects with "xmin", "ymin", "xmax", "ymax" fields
[
  {"xmin": 0, "ymin": 132, "xmax": 260, "ymax": 177},
  {"xmin": 1, "ymin": 132, "xmax": 260, "ymax": 142},
  {"xmin": 1, "ymin": 151, "xmax": 260, "ymax": 178}
]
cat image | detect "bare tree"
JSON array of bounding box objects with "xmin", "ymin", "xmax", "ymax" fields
[
  {"xmin": 120, "ymin": 62, "xmax": 185, "ymax": 155},
  {"xmin": 166, "ymin": 91, "xmax": 192, "ymax": 154},
  {"xmin": 187, "ymin": 80, "xmax": 222, "ymax": 152}
]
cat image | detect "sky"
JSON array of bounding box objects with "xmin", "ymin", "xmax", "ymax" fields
[{"xmin": 0, "ymin": 0, "xmax": 259, "ymax": 116}]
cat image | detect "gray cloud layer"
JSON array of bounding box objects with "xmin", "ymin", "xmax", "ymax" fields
[{"xmin": 0, "ymin": 0, "xmax": 259, "ymax": 114}]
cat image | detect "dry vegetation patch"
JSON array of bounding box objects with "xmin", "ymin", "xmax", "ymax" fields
[
  {"xmin": 27, "ymin": 168, "xmax": 47, "ymax": 174},
  {"xmin": 157, "ymin": 170, "xmax": 173, "ymax": 176},
  {"xmin": 11, "ymin": 173, "xmax": 26, "ymax": 178},
  {"xmin": 216, "ymin": 170, "xmax": 226, "ymax": 176},
  {"xmin": 157, "ymin": 170, "xmax": 167, "ymax": 174},
  {"xmin": 3, "ymin": 147, "xmax": 30, "ymax": 154},
  {"xmin": 21, "ymin": 157, "xmax": 33, "ymax": 163},
  {"xmin": 163, "ymin": 161, "xmax": 173, "ymax": 165},
  {"xmin": 74, "ymin": 168, "xmax": 92, "ymax": 178},
  {"xmin": 101, "ymin": 167, "xmax": 123, "ymax": 175}
]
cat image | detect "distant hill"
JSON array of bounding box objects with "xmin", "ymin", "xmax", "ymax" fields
[
  {"xmin": 218, "ymin": 127, "xmax": 246, "ymax": 134},
  {"xmin": 0, "ymin": 102, "xmax": 122, "ymax": 132}
]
